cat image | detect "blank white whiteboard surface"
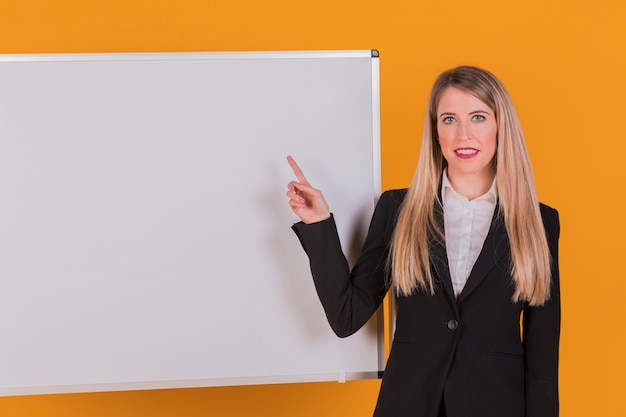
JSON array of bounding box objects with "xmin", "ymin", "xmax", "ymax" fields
[{"xmin": 0, "ymin": 51, "xmax": 382, "ymax": 396}]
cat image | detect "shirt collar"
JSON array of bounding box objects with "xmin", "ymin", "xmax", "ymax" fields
[{"xmin": 441, "ymin": 169, "xmax": 498, "ymax": 205}]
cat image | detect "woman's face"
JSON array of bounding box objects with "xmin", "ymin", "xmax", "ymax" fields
[{"xmin": 436, "ymin": 87, "xmax": 498, "ymax": 183}]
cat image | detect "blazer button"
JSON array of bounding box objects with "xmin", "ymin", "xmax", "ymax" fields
[{"xmin": 447, "ymin": 319, "xmax": 459, "ymax": 331}]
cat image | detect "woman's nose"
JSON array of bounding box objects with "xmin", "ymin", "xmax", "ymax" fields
[{"xmin": 457, "ymin": 122, "xmax": 471, "ymax": 140}]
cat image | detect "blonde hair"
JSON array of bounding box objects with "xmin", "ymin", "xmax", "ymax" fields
[{"xmin": 389, "ymin": 66, "xmax": 552, "ymax": 306}]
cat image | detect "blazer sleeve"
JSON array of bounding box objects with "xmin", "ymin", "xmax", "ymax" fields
[
  {"xmin": 523, "ymin": 204, "xmax": 561, "ymax": 417},
  {"xmin": 291, "ymin": 190, "xmax": 400, "ymax": 337}
]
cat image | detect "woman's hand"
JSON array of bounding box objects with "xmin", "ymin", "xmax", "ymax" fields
[{"xmin": 286, "ymin": 156, "xmax": 331, "ymax": 224}]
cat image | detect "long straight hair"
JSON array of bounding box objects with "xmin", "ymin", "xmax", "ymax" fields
[{"xmin": 389, "ymin": 66, "xmax": 552, "ymax": 306}]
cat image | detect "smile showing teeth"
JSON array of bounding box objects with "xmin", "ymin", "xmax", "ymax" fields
[{"xmin": 456, "ymin": 149, "xmax": 478, "ymax": 155}]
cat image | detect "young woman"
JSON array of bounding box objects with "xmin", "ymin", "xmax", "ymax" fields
[{"xmin": 286, "ymin": 66, "xmax": 560, "ymax": 417}]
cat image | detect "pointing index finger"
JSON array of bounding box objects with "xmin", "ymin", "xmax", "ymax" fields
[{"xmin": 287, "ymin": 155, "xmax": 311, "ymax": 186}]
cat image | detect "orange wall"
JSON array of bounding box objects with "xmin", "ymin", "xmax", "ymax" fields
[{"xmin": 1, "ymin": 1, "xmax": 625, "ymax": 415}]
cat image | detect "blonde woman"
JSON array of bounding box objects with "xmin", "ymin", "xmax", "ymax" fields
[{"xmin": 287, "ymin": 66, "xmax": 560, "ymax": 417}]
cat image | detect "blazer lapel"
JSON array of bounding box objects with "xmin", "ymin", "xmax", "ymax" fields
[
  {"xmin": 457, "ymin": 209, "xmax": 510, "ymax": 303},
  {"xmin": 430, "ymin": 202, "xmax": 458, "ymax": 310}
]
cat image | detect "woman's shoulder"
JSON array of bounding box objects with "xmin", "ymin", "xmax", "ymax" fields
[
  {"xmin": 539, "ymin": 202, "xmax": 559, "ymax": 219},
  {"xmin": 539, "ymin": 202, "xmax": 560, "ymax": 240},
  {"xmin": 369, "ymin": 189, "xmax": 409, "ymax": 235},
  {"xmin": 371, "ymin": 189, "xmax": 408, "ymax": 225},
  {"xmin": 379, "ymin": 188, "xmax": 409, "ymax": 206}
]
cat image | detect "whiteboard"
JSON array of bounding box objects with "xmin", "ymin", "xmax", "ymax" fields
[{"xmin": 0, "ymin": 50, "xmax": 382, "ymax": 396}]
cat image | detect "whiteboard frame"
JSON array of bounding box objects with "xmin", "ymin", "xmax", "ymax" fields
[{"xmin": 0, "ymin": 50, "xmax": 383, "ymax": 396}]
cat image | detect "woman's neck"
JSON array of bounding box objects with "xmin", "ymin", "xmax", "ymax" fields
[{"xmin": 446, "ymin": 169, "xmax": 495, "ymax": 201}]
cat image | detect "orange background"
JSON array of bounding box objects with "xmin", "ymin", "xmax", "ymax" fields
[{"xmin": 1, "ymin": 0, "xmax": 625, "ymax": 415}]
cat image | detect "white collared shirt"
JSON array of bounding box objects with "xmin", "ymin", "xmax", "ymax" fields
[{"xmin": 441, "ymin": 170, "xmax": 498, "ymax": 298}]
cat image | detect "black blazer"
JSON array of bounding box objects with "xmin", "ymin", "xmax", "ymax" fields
[{"xmin": 292, "ymin": 189, "xmax": 560, "ymax": 417}]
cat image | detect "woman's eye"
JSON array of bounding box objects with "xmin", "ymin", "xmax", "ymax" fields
[
  {"xmin": 442, "ymin": 116, "xmax": 455, "ymax": 124},
  {"xmin": 472, "ymin": 114, "xmax": 486, "ymax": 121}
]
